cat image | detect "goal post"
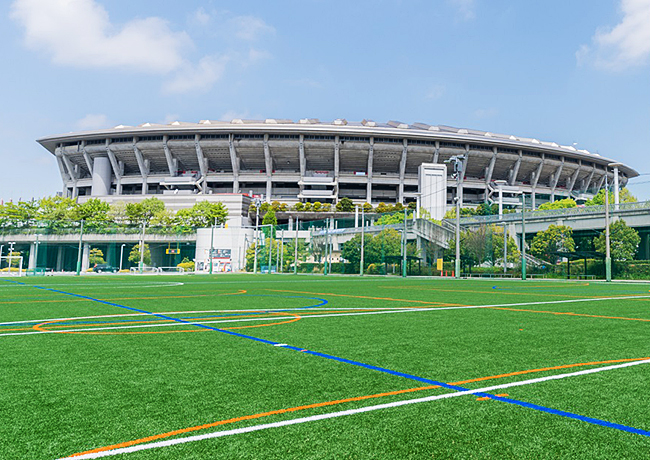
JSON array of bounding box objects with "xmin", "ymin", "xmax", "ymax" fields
[{"xmin": 0, "ymin": 256, "xmax": 24, "ymax": 277}]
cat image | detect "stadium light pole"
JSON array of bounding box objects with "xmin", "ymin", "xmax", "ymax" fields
[
  {"xmin": 604, "ymin": 162, "xmax": 623, "ymax": 282},
  {"xmin": 324, "ymin": 218, "xmax": 329, "ymax": 276},
  {"xmin": 503, "ymin": 223, "xmax": 508, "ymax": 275},
  {"xmin": 138, "ymin": 221, "xmax": 146, "ymax": 274}
]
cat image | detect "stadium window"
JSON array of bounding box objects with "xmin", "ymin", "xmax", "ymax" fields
[
  {"xmin": 86, "ymin": 139, "xmax": 105, "ymax": 145},
  {"xmin": 201, "ymin": 134, "xmax": 229, "ymax": 139},
  {"xmin": 139, "ymin": 136, "xmax": 164, "ymax": 141},
  {"xmin": 110, "ymin": 137, "xmax": 130, "ymax": 143},
  {"xmin": 169, "ymin": 135, "xmax": 194, "ymax": 140}
]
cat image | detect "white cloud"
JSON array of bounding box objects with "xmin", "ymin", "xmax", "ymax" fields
[
  {"xmin": 10, "ymin": 0, "xmax": 191, "ymax": 74},
  {"xmin": 448, "ymin": 0, "xmax": 475, "ymax": 20},
  {"xmin": 425, "ymin": 85, "xmax": 446, "ymax": 100},
  {"xmin": 190, "ymin": 7, "xmax": 211, "ymax": 27},
  {"xmin": 577, "ymin": 0, "xmax": 650, "ymax": 70},
  {"xmin": 473, "ymin": 108, "xmax": 498, "ymax": 119},
  {"xmin": 163, "ymin": 55, "xmax": 230, "ymax": 94},
  {"xmin": 75, "ymin": 114, "xmax": 112, "ymax": 130},
  {"xmin": 230, "ymin": 16, "xmax": 275, "ymax": 41}
]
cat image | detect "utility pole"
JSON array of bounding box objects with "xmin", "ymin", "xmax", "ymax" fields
[
  {"xmin": 76, "ymin": 220, "xmax": 84, "ymax": 276},
  {"xmin": 360, "ymin": 206, "xmax": 365, "ymax": 276},
  {"xmin": 323, "ymin": 218, "xmax": 329, "ymax": 276},
  {"xmin": 521, "ymin": 192, "xmax": 527, "ymax": 281},
  {"xmin": 604, "ymin": 174, "xmax": 612, "ymax": 282},
  {"xmin": 279, "ymin": 229, "xmax": 284, "ymax": 273}
]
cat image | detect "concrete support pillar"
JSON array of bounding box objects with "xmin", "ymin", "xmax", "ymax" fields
[
  {"xmin": 263, "ymin": 134, "xmax": 272, "ymax": 202},
  {"xmin": 56, "ymin": 246, "xmax": 64, "ymax": 271},
  {"xmin": 366, "ymin": 138, "xmax": 374, "ymax": 203},
  {"xmin": 82, "ymin": 243, "xmax": 90, "ymax": 272},
  {"xmin": 398, "ymin": 139, "xmax": 408, "ymax": 204},
  {"xmin": 91, "ymin": 156, "xmax": 112, "ymax": 196},
  {"xmin": 28, "ymin": 243, "xmax": 36, "ymax": 270},
  {"xmin": 299, "ymin": 135, "xmax": 306, "ymax": 196},
  {"xmin": 228, "ymin": 134, "xmax": 240, "ymax": 193}
]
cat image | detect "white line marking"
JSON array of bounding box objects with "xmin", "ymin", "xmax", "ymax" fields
[
  {"xmin": 62, "ymin": 358, "xmax": 650, "ymax": 459},
  {"xmin": 5, "ymin": 294, "xmax": 650, "ymax": 337},
  {"xmin": 0, "ymin": 282, "xmax": 185, "ymax": 289}
]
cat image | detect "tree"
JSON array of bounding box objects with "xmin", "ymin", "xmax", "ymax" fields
[
  {"xmin": 128, "ymin": 243, "xmax": 151, "ymax": 266},
  {"xmin": 262, "ymin": 209, "xmax": 277, "ymax": 238},
  {"xmin": 365, "ymin": 229, "xmax": 401, "ymax": 266},
  {"xmin": 586, "ymin": 188, "xmax": 636, "ymax": 206},
  {"xmin": 407, "ymin": 201, "xmax": 417, "ymax": 211},
  {"xmin": 594, "ymin": 219, "xmax": 640, "ymax": 261},
  {"xmin": 73, "ymin": 199, "xmax": 111, "ymax": 228},
  {"xmin": 530, "ymin": 225, "xmax": 575, "ymax": 263},
  {"xmin": 336, "ymin": 197, "xmax": 354, "ymax": 212},
  {"xmin": 341, "ymin": 234, "xmax": 364, "ymax": 270},
  {"xmin": 293, "ymin": 202, "xmax": 305, "ymax": 212},
  {"xmin": 245, "ymin": 238, "xmax": 295, "ymax": 272},
  {"xmin": 375, "ymin": 202, "xmax": 391, "ymax": 214},
  {"xmin": 175, "ymin": 201, "xmax": 228, "ymax": 228},
  {"xmin": 312, "ymin": 201, "xmax": 322, "ymax": 212},
  {"xmin": 89, "ymin": 248, "xmax": 105, "ymax": 266},
  {"xmin": 362, "ymin": 202, "xmax": 373, "ymax": 213},
  {"xmin": 375, "ymin": 212, "xmax": 413, "ymax": 226},
  {"xmin": 538, "ymin": 198, "xmax": 577, "ymax": 210}
]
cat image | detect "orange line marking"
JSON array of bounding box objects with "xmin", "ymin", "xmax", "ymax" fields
[
  {"xmin": 490, "ymin": 307, "xmax": 650, "ymax": 323},
  {"xmin": 66, "ymin": 356, "xmax": 650, "ymax": 457},
  {"xmin": 476, "ymin": 393, "xmax": 508, "ymax": 401}
]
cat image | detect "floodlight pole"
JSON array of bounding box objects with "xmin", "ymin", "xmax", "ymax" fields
[
  {"xmin": 455, "ymin": 196, "xmax": 461, "ymax": 279},
  {"xmin": 360, "ymin": 206, "xmax": 365, "ymax": 276},
  {"xmin": 76, "ymin": 220, "xmax": 84, "ymax": 276},
  {"xmin": 293, "ymin": 216, "xmax": 299, "ymax": 275},
  {"xmin": 402, "ymin": 209, "xmax": 407, "ymax": 278},
  {"xmin": 268, "ymin": 224, "xmax": 273, "ymax": 275}
]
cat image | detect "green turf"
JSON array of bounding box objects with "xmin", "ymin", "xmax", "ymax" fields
[{"xmin": 1, "ymin": 274, "xmax": 650, "ymax": 459}]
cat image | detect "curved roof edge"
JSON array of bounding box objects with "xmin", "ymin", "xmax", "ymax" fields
[{"xmin": 37, "ymin": 118, "xmax": 638, "ymax": 178}]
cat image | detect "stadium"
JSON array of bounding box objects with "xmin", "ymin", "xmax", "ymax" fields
[{"xmin": 37, "ymin": 118, "xmax": 637, "ymax": 210}]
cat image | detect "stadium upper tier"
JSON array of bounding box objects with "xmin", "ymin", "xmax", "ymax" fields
[{"xmin": 38, "ymin": 118, "xmax": 637, "ymax": 208}]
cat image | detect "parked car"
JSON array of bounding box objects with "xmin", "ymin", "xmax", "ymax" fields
[{"xmin": 93, "ymin": 264, "xmax": 119, "ymax": 273}]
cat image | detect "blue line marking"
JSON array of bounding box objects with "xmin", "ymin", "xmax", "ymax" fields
[{"xmin": 6, "ymin": 279, "xmax": 650, "ymax": 438}]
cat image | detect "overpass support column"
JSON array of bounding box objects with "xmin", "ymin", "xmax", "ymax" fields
[
  {"xmin": 228, "ymin": 135, "xmax": 240, "ymax": 193},
  {"xmin": 82, "ymin": 243, "xmax": 90, "ymax": 272},
  {"xmin": 28, "ymin": 243, "xmax": 37, "ymax": 270},
  {"xmin": 398, "ymin": 139, "xmax": 408, "ymax": 204}
]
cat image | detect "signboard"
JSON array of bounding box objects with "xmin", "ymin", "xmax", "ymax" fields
[
  {"xmin": 166, "ymin": 248, "xmax": 181, "ymax": 255},
  {"xmin": 436, "ymin": 258, "xmax": 444, "ymax": 271},
  {"xmin": 210, "ymin": 248, "xmax": 231, "ymax": 258},
  {"xmin": 205, "ymin": 248, "xmax": 232, "ymax": 273}
]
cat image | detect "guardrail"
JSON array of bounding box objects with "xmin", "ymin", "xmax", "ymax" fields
[{"xmin": 457, "ymin": 201, "xmax": 650, "ymax": 225}]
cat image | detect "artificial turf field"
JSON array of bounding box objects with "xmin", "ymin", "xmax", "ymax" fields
[{"xmin": 2, "ymin": 275, "xmax": 650, "ymax": 459}]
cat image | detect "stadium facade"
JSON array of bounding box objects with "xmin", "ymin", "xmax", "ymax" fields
[{"xmin": 37, "ymin": 119, "xmax": 637, "ymax": 211}]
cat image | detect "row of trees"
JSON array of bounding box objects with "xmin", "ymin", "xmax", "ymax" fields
[
  {"xmin": 248, "ymin": 198, "xmax": 418, "ymax": 217},
  {"xmin": 0, "ymin": 197, "xmax": 228, "ymax": 232}
]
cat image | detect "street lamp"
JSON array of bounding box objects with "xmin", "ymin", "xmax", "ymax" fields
[
  {"xmin": 605, "ymin": 162, "xmax": 624, "ymax": 282},
  {"xmin": 119, "ymin": 244, "xmax": 126, "ymax": 272}
]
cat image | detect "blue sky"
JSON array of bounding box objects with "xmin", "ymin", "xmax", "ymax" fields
[{"xmin": 1, "ymin": 0, "xmax": 649, "ymax": 201}]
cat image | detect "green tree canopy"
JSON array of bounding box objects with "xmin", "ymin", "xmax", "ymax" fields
[
  {"xmin": 538, "ymin": 198, "xmax": 577, "ymax": 210},
  {"xmin": 175, "ymin": 201, "xmax": 229, "ymax": 228},
  {"xmin": 336, "ymin": 197, "xmax": 355, "ymax": 212},
  {"xmin": 530, "ymin": 225, "xmax": 575, "ymax": 263},
  {"xmin": 89, "ymin": 248, "xmax": 105, "ymax": 266},
  {"xmin": 128, "ymin": 243, "xmax": 151, "ymax": 266},
  {"xmin": 594, "ymin": 219, "xmax": 640, "ymax": 261},
  {"xmin": 585, "ymin": 188, "xmax": 636, "ymax": 206}
]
